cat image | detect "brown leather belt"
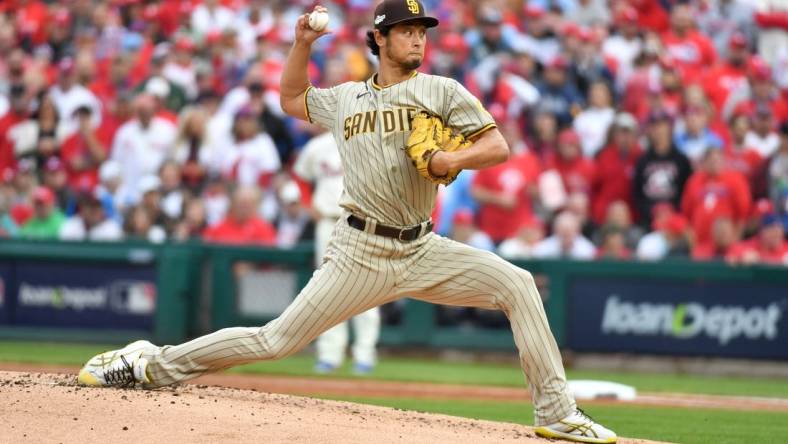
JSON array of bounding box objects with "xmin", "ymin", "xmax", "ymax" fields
[{"xmin": 347, "ymin": 214, "xmax": 432, "ymax": 242}]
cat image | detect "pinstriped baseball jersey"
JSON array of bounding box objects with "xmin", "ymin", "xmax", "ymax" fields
[{"xmin": 305, "ymin": 72, "xmax": 496, "ymax": 227}]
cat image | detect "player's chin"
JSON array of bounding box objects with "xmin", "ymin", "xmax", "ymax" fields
[{"xmin": 402, "ymin": 55, "xmax": 423, "ymax": 70}]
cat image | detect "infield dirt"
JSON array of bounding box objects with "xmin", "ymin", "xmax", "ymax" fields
[{"xmin": 0, "ymin": 371, "xmax": 665, "ymax": 444}]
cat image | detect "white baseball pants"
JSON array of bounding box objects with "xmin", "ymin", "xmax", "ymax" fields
[{"xmin": 141, "ymin": 216, "xmax": 576, "ymax": 425}]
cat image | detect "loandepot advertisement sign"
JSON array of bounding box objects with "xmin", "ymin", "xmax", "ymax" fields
[
  {"xmin": 9, "ymin": 261, "xmax": 157, "ymax": 330},
  {"xmin": 567, "ymin": 278, "xmax": 788, "ymax": 360},
  {"xmin": 601, "ymin": 296, "xmax": 782, "ymax": 346}
]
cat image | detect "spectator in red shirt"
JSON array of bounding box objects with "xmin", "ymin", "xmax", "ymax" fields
[
  {"xmin": 591, "ymin": 112, "xmax": 643, "ymax": 225},
  {"xmin": 0, "ymin": 85, "xmax": 31, "ymax": 173},
  {"xmin": 89, "ymin": 55, "xmax": 129, "ymax": 108},
  {"xmin": 741, "ymin": 61, "xmax": 788, "ymax": 124},
  {"xmin": 632, "ymin": 0, "xmax": 670, "ymax": 33},
  {"xmin": 692, "ymin": 217, "xmax": 739, "ymax": 261},
  {"xmin": 727, "ymin": 213, "xmax": 788, "ymax": 266},
  {"xmin": 15, "ymin": 0, "xmax": 50, "ymax": 47},
  {"xmin": 681, "ymin": 148, "xmax": 751, "ymax": 244},
  {"xmin": 546, "ymin": 129, "xmax": 595, "ymax": 199},
  {"xmin": 660, "ymin": 4, "xmax": 718, "ymax": 84},
  {"xmin": 471, "ymin": 145, "xmax": 541, "ymax": 243},
  {"xmin": 60, "ymin": 106, "xmax": 113, "ymax": 191},
  {"xmin": 702, "ymin": 33, "xmax": 750, "ymax": 116},
  {"xmin": 723, "ymin": 110, "xmax": 763, "ymax": 183},
  {"xmin": 203, "ymin": 185, "xmax": 275, "ymax": 245}
]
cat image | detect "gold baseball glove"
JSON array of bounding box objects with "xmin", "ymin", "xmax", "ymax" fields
[{"xmin": 405, "ymin": 112, "xmax": 471, "ymax": 185}]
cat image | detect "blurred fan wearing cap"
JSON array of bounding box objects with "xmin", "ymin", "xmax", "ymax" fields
[
  {"xmin": 742, "ymin": 57, "xmax": 788, "ymax": 124},
  {"xmin": 136, "ymin": 173, "xmax": 171, "ymax": 229},
  {"xmin": 722, "ymin": 107, "xmax": 764, "ymax": 183},
  {"xmin": 700, "ymin": 32, "xmax": 751, "ymax": 114},
  {"xmin": 633, "ymin": 111, "xmax": 692, "ymax": 230},
  {"xmin": 223, "ymin": 105, "xmax": 281, "ymax": 187},
  {"xmin": 467, "ymin": 7, "xmax": 508, "ymax": 66},
  {"xmin": 681, "ymin": 148, "xmax": 751, "ymax": 245},
  {"xmin": 163, "ymin": 38, "xmax": 199, "ymax": 100},
  {"xmin": 273, "ymin": 180, "xmax": 315, "ymax": 249},
  {"xmin": 219, "ymin": 68, "xmax": 297, "ymax": 163},
  {"xmin": 19, "ymin": 186, "xmax": 66, "ymax": 239},
  {"xmin": 660, "ymin": 3, "xmax": 718, "ymax": 84},
  {"xmin": 635, "ymin": 211, "xmax": 690, "ymax": 261},
  {"xmin": 537, "ymin": 55, "xmax": 583, "ymax": 126},
  {"xmin": 139, "ymin": 76, "xmax": 179, "ymax": 123},
  {"xmin": 743, "ymin": 103, "xmax": 780, "ymax": 158},
  {"xmin": 547, "ymin": 129, "xmax": 595, "ymax": 197},
  {"xmin": 49, "ymin": 56, "xmax": 103, "ymax": 138},
  {"xmin": 59, "ymin": 188, "xmax": 123, "ymax": 242},
  {"xmin": 449, "ymin": 209, "xmax": 494, "ymax": 251},
  {"xmin": 727, "ymin": 212, "xmax": 788, "ymax": 265},
  {"xmin": 41, "ymin": 156, "xmax": 74, "ymax": 210},
  {"xmin": 592, "ymin": 113, "xmax": 643, "ymax": 226}
]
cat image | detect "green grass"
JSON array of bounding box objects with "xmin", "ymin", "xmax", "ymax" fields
[
  {"xmin": 2, "ymin": 340, "xmax": 788, "ymax": 399},
  {"xmin": 324, "ymin": 396, "xmax": 788, "ymax": 444}
]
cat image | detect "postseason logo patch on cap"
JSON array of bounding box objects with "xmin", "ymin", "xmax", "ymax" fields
[{"xmin": 375, "ymin": 14, "xmax": 386, "ymax": 25}]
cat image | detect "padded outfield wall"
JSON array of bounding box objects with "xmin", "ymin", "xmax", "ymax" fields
[{"xmin": 0, "ymin": 240, "xmax": 786, "ymax": 360}]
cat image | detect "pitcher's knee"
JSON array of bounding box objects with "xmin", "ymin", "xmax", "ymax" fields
[
  {"xmin": 498, "ymin": 269, "xmax": 541, "ymax": 310},
  {"xmin": 517, "ymin": 269, "xmax": 536, "ymax": 286},
  {"xmin": 257, "ymin": 325, "xmax": 302, "ymax": 360},
  {"xmin": 269, "ymin": 344, "xmax": 299, "ymax": 360}
]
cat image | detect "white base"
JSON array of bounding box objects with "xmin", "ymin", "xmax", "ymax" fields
[{"xmin": 567, "ymin": 379, "xmax": 637, "ymax": 401}]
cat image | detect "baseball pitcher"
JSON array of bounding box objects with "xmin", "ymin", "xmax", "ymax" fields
[{"xmin": 78, "ymin": 2, "xmax": 616, "ymax": 442}]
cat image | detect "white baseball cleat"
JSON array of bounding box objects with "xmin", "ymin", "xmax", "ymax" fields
[
  {"xmin": 78, "ymin": 340, "xmax": 156, "ymax": 388},
  {"xmin": 534, "ymin": 408, "xmax": 617, "ymax": 443}
]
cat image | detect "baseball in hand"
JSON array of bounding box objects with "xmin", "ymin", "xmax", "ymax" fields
[{"xmin": 308, "ymin": 10, "xmax": 329, "ymax": 32}]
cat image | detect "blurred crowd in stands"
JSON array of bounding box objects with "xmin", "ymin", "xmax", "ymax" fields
[{"xmin": 0, "ymin": 0, "xmax": 786, "ymax": 266}]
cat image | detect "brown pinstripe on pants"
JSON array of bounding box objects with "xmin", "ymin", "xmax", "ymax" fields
[{"xmin": 141, "ymin": 215, "xmax": 576, "ymax": 426}]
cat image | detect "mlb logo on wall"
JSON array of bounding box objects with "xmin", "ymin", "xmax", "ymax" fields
[{"xmin": 108, "ymin": 280, "xmax": 156, "ymax": 315}]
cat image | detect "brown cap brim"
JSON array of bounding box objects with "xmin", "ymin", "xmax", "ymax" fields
[{"xmin": 376, "ymin": 16, "xmax": 439, "ymax": 29}]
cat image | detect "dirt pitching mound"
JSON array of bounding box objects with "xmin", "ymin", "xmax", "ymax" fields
[{"xmin": 0, "ymin": 371, "xmax": 661, "ymax": 444}]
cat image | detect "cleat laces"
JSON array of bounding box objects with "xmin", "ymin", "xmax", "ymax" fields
[{"xmin": 104, "ymin": 355, "xmax": 136, "ymax": 387}]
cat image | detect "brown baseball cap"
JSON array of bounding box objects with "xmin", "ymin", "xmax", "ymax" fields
[{"xmin": 373, "ymin": 0, "xmax": 439, "ymax": 29}]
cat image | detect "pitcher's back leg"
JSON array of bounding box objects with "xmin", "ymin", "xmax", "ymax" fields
[{"xmin": 398, "ymin": 234, "xmax": 576, "ymax": 426}]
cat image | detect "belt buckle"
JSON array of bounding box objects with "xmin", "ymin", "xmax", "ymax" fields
[{"xmin": 397, "ymin": 227, "xmax": 409, "ymax": 241}]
